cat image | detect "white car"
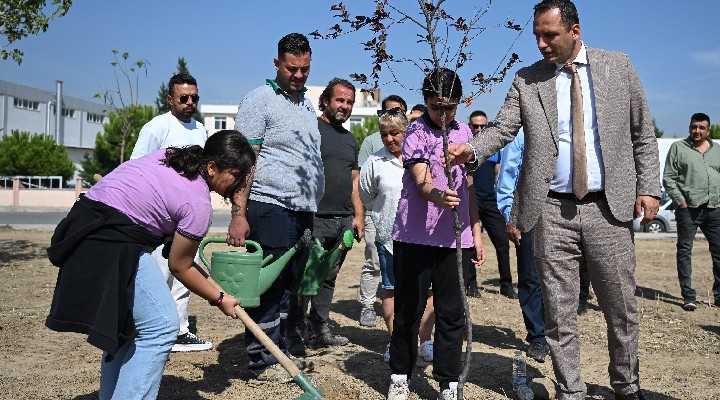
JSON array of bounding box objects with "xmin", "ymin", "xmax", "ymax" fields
[{"xmin": 633, "ymin": 195, "xmax": 677, "ymax": 233}]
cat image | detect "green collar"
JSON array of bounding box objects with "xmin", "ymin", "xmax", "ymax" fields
[{"xmin": 265, "ymin": 79, "xmax": 308, "ymax": 94}]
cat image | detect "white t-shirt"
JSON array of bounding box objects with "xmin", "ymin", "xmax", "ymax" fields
[{"xmin": 130, "ymin": 111, "xmax": 207, "ymax": 159}]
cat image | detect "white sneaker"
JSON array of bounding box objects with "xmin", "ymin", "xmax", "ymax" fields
[
  {"xmin": 384, "ymin": 343, "xmax": 391, "ymax": 363},
  {"xmin": 387, "ymin": 378, "xmax": 410, "ymax": 400},
  {"xmin": 439, "ymin": 383, "xmax": 466, "ymax": 400},
  {"xmin": 419, "ymin": 340, "xmax": 434, "ymax": 362}
]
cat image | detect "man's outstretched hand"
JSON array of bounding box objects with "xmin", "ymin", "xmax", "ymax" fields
[{"xmin": 442, "ymin": 143, "xmax": 474, "ymax": 167}]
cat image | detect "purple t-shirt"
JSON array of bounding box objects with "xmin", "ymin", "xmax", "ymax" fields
[
  {"xmin": 85, "ymin": 149, "xmax": 212, "ymax": 240},
  {"xmin": 392, "ymin": 116, "xmax": 473, "ymax": 248}
]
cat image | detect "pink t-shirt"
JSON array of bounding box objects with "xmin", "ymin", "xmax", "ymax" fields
[
  {"xmin": 392, "ymin": 116, "xmax": 473, "ymax": 248},
  {"xmin": 86, "ymin": 149, "xmax": 212, "ymax": 240}
]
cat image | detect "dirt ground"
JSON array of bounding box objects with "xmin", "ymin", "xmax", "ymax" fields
[{"xmin": 1, "ymin": 226, "xmax": 719, "ymax": 400}]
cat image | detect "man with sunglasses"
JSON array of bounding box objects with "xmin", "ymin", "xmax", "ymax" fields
[
  {"xmin": 467, "ymin": 110, "xmax": 515, "ymax": 300},
  {"xmin": 130, "ymin": 72, "xmax": 211, "ymax": 352},
  {"xmin": 356, "ymin": 95, "xmax": 408, "ymax": 328}
]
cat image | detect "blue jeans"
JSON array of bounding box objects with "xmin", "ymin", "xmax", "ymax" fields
[
  {"xmin": 515, "ymin": 231, "xmax": 546, "ymax": 345},
  {"xmin": 676, "ymin": 206, "xmax": 720, "ymax": 301},
  {"xmin": 376, "ymin": 242, "xmax": 395, "ymax": 290},
  {"xmin": 100, "ymin": 251, "xmax": 179, "ymax": 400}
]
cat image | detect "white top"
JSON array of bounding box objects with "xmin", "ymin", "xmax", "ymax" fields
[
  {"xmin": 359, "ymin": 146, "xmax": 404, "ymax": 253},
  {"xmin": 130, "ymin": 112, "xmax": 207, "ymax": 159},
  {"xmin": 552, "ymin": 43, "xmax": 605, "ymax": 192}
]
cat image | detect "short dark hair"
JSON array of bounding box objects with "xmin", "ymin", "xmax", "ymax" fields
[
  {"xmin": 168, "ymin": 73, "xmax": 197, "ymax": 96},
  {"xmin": 278, "ymin": 33, "xmax": 312, "ymax": 58},
  {"xmin": 381, "ymin": 95, "xmax": 407, "ymax": 112},
  {"xmin": 422, "ymin": 68, "xmax": 463, "ymax": 101},
  {"xmin": 534, "ymin": 0, "xmax": 579, "ymax": 31},
  {"xmin": 318, "ymin": 78, "xmax": 356, "ymax": 112},
  {"xmin": 469, "ymin": 110, "xmax": 487, "ymax": 121},
  {"xmin": 410, "ymin": 104, "xmax": 427, "ymax": 113},
  {"xmin": 690, "ymin": 112, "xmax": 710, "ymax": 126}
]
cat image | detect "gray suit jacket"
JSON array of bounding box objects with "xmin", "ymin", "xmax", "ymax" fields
[{"xmin": 470, "ymin": 46, "xmax": 661, "ymax": 232}]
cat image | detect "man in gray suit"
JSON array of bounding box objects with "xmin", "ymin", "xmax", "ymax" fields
[{"xmin": 449, "ymin": 1, "xmax": 660, "ymax": 399}]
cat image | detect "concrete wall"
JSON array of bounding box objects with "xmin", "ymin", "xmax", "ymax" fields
[{"xmin": 0, "ymin": 179, "xmax": 234, "ymax": 210}]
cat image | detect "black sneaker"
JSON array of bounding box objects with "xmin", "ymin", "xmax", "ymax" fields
[
  {"xmin": 172, "ymin": 332, "xmax": 213, "ymax": 352},
  {"xmin": 527, "ymin": 342, "xmax": 549, "ymax": 363},
  {"xmin": 577, "ymin": 299, "xmax": 589, "ymax": 315},
  {"xmin": 500, "ymin": 286, "xmax": 518, "ymax": 299},
  {"xmin": 466, "ymin": 285, "xmax": 482, "ymax": 298},
  {"xmin": 306, "ymin": 332, "xmax": 349, "ymax": 349},
  {"xmin": 682, "ymin": 299, "xmax": 697, "ymax": 311},
  {"xmin": 286, "ymin": 335, "xmax": 306, "ymax": 357}
]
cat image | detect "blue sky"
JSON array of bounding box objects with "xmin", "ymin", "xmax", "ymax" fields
[{"xmin": 2, "ymin": 0, "xmax": 719, "ymax": 137}]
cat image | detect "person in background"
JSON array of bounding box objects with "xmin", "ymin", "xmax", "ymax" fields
[
  {"xmin": 360, "ymin": 109, "xmax": 435, "ymax": 365},
  {"xmin": 130, "ymin": 72, "xmax": 212, "ymax": 352},
  {"xmin": 386, "ymin": 68, "xmax": 485, "ymax": 400},
  {"xmin": 227, "ymin": 32, "xmax": 324, "ymax": 382},
  {"xmin": 357, "ymin": 95, "xmax": 408, "ymax": 328},
  {"xmin": 407, "ymin": 103, "xmax": 427, "ymax": 123},
  {"xmin": 496, "ymin": 131, "xmax": 550, "ymax": 363},
  {"xmin": 663, "ymin": 112, "xmax": 720, "ymax": 311},
  {"xmin": 287, "ymin": 78, "xmax": 364, "ymax": 353},
  {"xmin": 468, "ymin": 109, "xmax": 515, "ymax": 299},
  {"xmin": 46, "ymin": 130, "xmax": 253, "ymax": 399}
]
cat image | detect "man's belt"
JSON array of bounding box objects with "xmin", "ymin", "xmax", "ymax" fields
[{"xmin": 548, "ymin": 190, "xmax": 605, "ymax": 203}]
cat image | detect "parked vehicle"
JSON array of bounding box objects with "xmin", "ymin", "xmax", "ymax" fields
[{"xmin": 633, "ymin": 194, "xmax": 676, "ymax": 233}]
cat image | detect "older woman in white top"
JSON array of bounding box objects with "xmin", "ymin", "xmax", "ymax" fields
[{"xmin": 359, "ymin": 109, "xmax": 435, "ymax": 364}]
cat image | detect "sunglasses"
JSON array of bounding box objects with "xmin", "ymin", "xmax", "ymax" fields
[
  {"xmin": 377, "ymin": 107, "xmax": 404, "ymax": 117},
  {"xmin": 178, "ymin": 94, "xmax": 200, "ymax": 104},
  {"xmin": 471, "ymin": 123, "xmax": 487, "ymax": 130}
]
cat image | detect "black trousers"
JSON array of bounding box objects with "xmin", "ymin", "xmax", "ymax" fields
[
  {"xmin": 476, "ymin": 199, "xmax": 513, "ymax": 289},
  {"xmin": 390, "ymin": 241, "xmax": 471, "ymax": 383}
]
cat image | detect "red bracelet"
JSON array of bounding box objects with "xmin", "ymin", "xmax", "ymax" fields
[{"xmin": 209, "ymin": 292, "xmax": 224, "ymax": 306}]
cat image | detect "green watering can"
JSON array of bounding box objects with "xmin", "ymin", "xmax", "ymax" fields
[
  {"xmin": 294, "ymin": 229, "xmax": 355, "ymax": 296},
  {"xmin": 199, "ymin": 230, "xmax": 313, "ymax": 308}
]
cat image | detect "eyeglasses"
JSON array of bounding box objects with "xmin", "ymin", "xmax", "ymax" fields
[
  {"xmin": 178, "ymin": 94, "xmax": 200, "ymax": 104},
  {"xmin": 471, "ymin": 123, "xmax": 487, "ymax": 130},
  {"xmin": 377, "ymin": 107, "xmax": 404, "ymax": 117}
]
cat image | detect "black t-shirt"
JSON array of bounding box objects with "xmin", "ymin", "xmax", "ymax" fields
[{"xmin": 317, "ymin": 117, "xmax": 359, "ymax": 215}]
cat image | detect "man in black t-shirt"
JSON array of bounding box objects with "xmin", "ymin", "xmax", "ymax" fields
[{"xmin": 286, "ymin": 78, "xmax": 364, "ymax": 355}]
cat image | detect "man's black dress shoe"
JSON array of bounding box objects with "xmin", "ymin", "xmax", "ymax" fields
[{"xmin": 614, "ymin": 390, "xmax": 646, "ymax": 400}]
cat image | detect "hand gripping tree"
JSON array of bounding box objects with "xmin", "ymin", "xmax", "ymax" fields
[{"xmin": 312, "ymin": 1, "xmax": 526, "ymax": 397}]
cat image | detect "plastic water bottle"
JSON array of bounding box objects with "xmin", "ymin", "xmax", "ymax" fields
[{"xmin": 512, "ymin": 350, "xmax": 534, "ymax": 400}]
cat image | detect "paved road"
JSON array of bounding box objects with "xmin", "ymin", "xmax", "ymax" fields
[{"xmin": 0, "ymin": 207, "xmax": 232, "ymax": 232}]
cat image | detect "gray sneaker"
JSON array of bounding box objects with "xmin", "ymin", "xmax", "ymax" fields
[
  {"xmin": 255, "ymin": 363, "xmax": 292, "ymax": 383},
  {"xmin": 307, "ymin": 332, "xmax": 349, "ymax": 349},
  {"xmin": 360, "ymin": 307, "xmax": 377, "ymax": 327}
]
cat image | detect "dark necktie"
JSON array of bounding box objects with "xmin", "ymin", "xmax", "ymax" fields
[{"xmin": 563, "ymin": 63, "xmax": 588, "ymax": 200}]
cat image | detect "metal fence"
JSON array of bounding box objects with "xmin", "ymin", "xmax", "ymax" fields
[{"xmin": 0, "ymin": 176, "xmax": 64, "ymax": 189}]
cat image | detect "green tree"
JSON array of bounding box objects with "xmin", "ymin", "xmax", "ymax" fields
[
  {"xmin": 652, "ymin": 118, "xmax": 664, "ymax": 138},
  {"xmin": 79, "ymin": 105, "xmax": 156, "ymax": 182},
  {"xmin": 0, "ymin": 130, "xmax": 75, "ymax": 182},
  {"xmin": 351, "ymin": 115, "xmax": 379, "ymax": 147},
  {"xmin": 154, "ymin": 57, "xmax": 203, "ymax": 121},
  {"xmin": 95, "ymin": 50, "xmax": 151, "ymax": 164},
  {"xmin": 711, "ymin": 124, "xmax": 720, "ymax": 140},
  {"xmin": 1, "ymin": 0, "xmax": 73, "ymax": 64}
]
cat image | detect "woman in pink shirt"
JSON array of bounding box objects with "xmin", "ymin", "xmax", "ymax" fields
[{"xmin": 386, "ymin": 68, "xmax": 486, "ymax": 400}]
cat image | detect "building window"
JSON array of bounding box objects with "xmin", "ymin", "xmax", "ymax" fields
[
  {"xmin": 87, "ymin": 113, "xmax": 104, "ymax": 124},
  {"xmin": 13, "ymin": 97, "xmax": 39, "ymax": 110},
  {"xmin": 349, "ymin": 117, "xmax": 363, "ymax": 128},
  {"xmin": 51, "ymin": 105, "xmax": 75, "ymax": 118},
  {"xmin": 214, "ymin": 116, "xmax": 227, "ymax": 130}
]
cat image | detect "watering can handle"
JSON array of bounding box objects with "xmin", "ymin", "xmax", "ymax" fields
[{"xmin": 198, "ymin": 237, "xmax": 263, "ymax": 270}]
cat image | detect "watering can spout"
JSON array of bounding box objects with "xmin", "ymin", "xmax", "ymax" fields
[{"xmin": 257, "ymin": 229, "xmax": 314, "ymax": 295}]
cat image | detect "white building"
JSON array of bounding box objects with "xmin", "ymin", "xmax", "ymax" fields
[
  {"xmin": 201, "ymin": 85, "xmax": 381, "ymax": 136},
  {"xmin": 0, "ymin": 79, "xmax": 109, "ymax": 169}
]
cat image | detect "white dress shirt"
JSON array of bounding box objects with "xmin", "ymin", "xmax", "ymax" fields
[{"xmin": 551, "ymin": 43, "xmax": 605, "ymax": 193}]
